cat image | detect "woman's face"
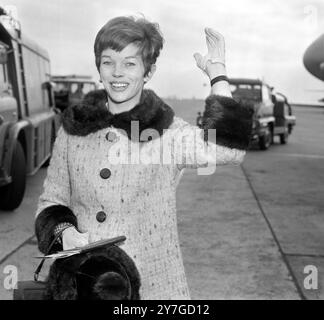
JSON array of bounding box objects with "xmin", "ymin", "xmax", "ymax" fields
[{"xmin": 99, "ymin": 43, "xmax": 153, "ymax": 107}]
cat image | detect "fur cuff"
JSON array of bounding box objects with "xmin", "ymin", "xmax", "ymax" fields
[
  {"xmin": 202, "ymin": 95, "xmax": 253, "ymax": 150},
  {"xmin": 35, "ymin": 205, "xmax": 78, "ymax": 254}
]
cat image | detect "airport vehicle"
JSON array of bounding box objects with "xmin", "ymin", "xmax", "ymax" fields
[
  {"xmin": 228, "ymin": 78, "xmax": 296, "ymax": 150},
  {"xmin": 51, "ymin": 75, "xmax": 97, "ymax": 112},
  {"xmin": 0, "ymin": 8, "xmax": 60, "ymax": 210}
]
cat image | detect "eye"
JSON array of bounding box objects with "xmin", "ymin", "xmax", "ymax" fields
[
  {"xmin": 102, "ymin": 60, "xmax": 113, "ymax": 66},
  {"xmin": 125, "ymin": 62, "xmax": 136, "ymax": 67}
]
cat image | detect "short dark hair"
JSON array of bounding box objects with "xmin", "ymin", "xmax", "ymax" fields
[{"xmin": 94, "ymin": 16, "xmax": 164, "ymax": 76}]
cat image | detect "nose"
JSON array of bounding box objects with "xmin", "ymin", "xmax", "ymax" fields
[{"xmin": 112, "ymin": 63, "xmax": 124, "ymax": 77}]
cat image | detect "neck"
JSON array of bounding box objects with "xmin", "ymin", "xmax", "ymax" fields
[{"xmin": 107, "ymin": 92, "xmax": 142, "ymax": 115}]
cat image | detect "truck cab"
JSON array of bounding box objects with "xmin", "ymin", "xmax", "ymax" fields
[
  {"xmin": 51, "ymin": 75, "xmax": 98, "ymax": 112},
  {"xmin": 0, "ymin": 8, "xmax": 60, "ymax": 210},
  {"xmin": 228, "ymin": 78, "xmax": 296, "ymax": 150}
]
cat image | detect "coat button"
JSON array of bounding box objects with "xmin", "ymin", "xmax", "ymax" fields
[
  {"xmin": 100, "ymin": 168, "xmax": 111, "ymax": 179},
  {"xmin": 96, "ymin": 211, "xmax": 107, "ymax": 223},
  {"xmin": 106, "ymin": 131, "xmax": 118, "ymax": 142}
]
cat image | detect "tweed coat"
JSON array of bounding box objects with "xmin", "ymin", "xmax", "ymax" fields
[{"xmin": 35, "ymin": 89, "xmax": 253, "ymax": 300}]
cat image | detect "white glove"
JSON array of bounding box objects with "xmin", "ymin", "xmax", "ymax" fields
[
  {"xmin": 194, "ymin": 28, "xmax": 226, "ymax": 76},
  {"xmin": 62, "ymin": 226, "xmax": 89, "ymax": 250}
]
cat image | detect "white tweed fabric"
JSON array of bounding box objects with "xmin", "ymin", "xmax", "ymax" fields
[{"xmin": 35, "ymin": 116, "xmax": 245, "ymax": 299}]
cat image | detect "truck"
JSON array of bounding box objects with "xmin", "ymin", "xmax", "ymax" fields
[
  {"xmin": 228, "ymin": 78, "xmax": 296, "ymax": 150},
  {"xmin": 0, "ymin": 8, "xmax": 60, "ymax": 210},
  {"xmin": 51, "ymin": 75, "xmax": 98, "ymax": 112}
]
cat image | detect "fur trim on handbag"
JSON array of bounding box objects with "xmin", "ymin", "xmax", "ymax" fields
[
  {"xmin": 44, "ymin": 245, "xmax": 141, "ymax": 300},
  {"xmin": 35, "ymin": 205, "xmax": 78, "ymax": 254},
  {"xmin": 202, "ymin": 95, "xmax": 254, "ymax": 150},
  {"xmin": 62, "ymin": 89, "xmax": 175, "ymax": 140}
]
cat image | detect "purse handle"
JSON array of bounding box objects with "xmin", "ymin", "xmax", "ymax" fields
[{"xmin": 34, "ymin": 226, "xmax": 70, "ymax": 281}]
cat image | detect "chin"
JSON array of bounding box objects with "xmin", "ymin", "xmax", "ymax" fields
[
  {"xmin": 107, "ymin": 89, "xmax": 142, "ymax": 106},
  {"xmin": 108, "ymin": 92, "xmax": 132, "ymax": 104}
]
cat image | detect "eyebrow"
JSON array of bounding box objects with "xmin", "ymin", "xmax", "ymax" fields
[{"xmin": 101, "ymin": 55, "xmax": 139, "ymax": 59}]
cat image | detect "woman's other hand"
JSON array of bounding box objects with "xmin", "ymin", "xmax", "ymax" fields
[
  {"xmin": 194, "ymin": 28, "xmax": 226, "ymax": 79},
  {"xmin": 62, "ymin": 227, "xmax": 89, "ymax": 250}
]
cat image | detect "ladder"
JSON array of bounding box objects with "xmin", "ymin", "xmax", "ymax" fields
[{"xmin": 16, "ymin": 28, "xmax": 28, "ymax": 116}]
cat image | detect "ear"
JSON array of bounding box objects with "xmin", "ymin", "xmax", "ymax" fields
[{"xmin": 144, "ymin": 64, "xmax": 156, "ymax": 83}]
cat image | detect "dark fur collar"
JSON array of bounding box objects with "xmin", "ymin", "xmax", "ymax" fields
[{"xmin": 62, "ymin": 89, "xmax": 174, "ymax": 140}]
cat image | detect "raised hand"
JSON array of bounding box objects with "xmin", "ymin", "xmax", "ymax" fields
[{"xmin": 194, "ymin": 28, "xmax": 226, "ymax": 78}]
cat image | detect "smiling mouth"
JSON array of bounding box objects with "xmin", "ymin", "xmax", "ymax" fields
[{"xmin": 110, "ymin": 82, "xmax": 129, "ymax": 90}]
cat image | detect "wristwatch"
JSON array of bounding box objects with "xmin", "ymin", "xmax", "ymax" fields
[{"xmin": 210, "ymin": 75, "xmax": 229, "ymax": 86}]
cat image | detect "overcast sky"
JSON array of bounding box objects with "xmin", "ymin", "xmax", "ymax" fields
[{"xmin": 2, "ymin": 0, "xmax": 324, "ymax": 103}]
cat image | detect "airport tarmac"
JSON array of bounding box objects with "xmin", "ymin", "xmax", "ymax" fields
[{"xmin": 0, "ymin": 102, "xmax": 323, "ymax": 300}]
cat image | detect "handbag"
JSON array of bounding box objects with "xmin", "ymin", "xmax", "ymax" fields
[{"xmin": 13, "ymin": 230, "xmax": 64, "ymax": 300}]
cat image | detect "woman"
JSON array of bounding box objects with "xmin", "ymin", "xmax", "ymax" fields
[{"xmin": 35, "ymin": 16, "xmax": 252, "ymax": 299}]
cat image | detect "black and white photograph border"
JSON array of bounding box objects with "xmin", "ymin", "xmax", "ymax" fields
[{"xmin": 0, "ymin": 0, "xmax": 323, "ymax": 301}]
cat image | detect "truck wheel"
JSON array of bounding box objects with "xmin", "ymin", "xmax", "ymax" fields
[
  {"xmin": 0, "ymin": 141, "xmax": 26, "ymax": 211},
  {"xmin": 280, "ymin": 131, "xmax": 288, "ymax": 144},
  {"xmin": 259, "ymin": 126, "xmax": 272, "ymax": 150}
]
